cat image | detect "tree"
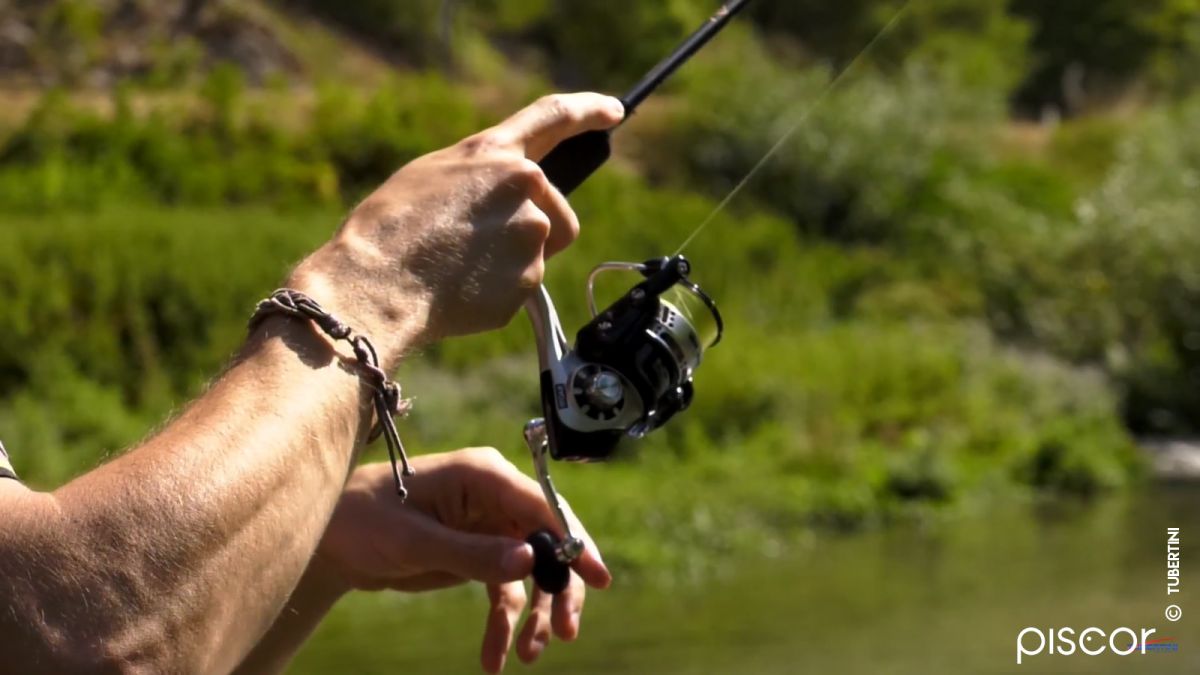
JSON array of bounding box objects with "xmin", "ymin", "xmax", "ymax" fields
[{"xmin": 1011, "ymin": 0, "xmax": 1200, "ymax": 113}]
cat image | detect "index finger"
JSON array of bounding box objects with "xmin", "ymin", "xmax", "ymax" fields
[{"xmin": 494, "ymin": 93, "xmax": 625, "ymax": 161}]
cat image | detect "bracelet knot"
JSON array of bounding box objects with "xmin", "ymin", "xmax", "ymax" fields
[{"xmin": 250, "ymin": 288, "xmax": 414, "ymax": 499}]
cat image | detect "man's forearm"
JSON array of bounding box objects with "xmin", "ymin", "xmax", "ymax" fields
[
  {"xmin": 234, "ymin": 554, "xmax": 349, "ymax": 674},
  {"xmin": 0, "ymin": 310, "xmax": 410, "ymax": 672}
]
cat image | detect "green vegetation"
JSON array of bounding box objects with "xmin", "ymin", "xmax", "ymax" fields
[
  {"xmin": 288, "ymin": 0, "xmax": 1200, "ymax": 108},
  {"xmin": 0, "ymin": 74, "xmax": 488, "ymax": 209},
  {"xmin": 4, "ymin": 0, "xmax": 1199, "ymax": 576},
  {"xmin": 0, "ymin": 194, "xmax": 1140, "ymax": 577}
]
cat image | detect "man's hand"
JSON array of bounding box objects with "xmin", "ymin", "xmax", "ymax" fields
[
  {"xmin": 316, "ymin": 448, "xmax": 611, "ymax": 674},
  {"xmin": 0, "ymin": 94, "xmax": 624, "ymax": 675},
  {"xmin": 290, "ymin": 93, "xmax": 625, "ymax": 362}
]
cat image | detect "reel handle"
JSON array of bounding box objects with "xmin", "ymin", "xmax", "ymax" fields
[
  {"xmin": 521, "ymin": 418, "xmax": 586, "ymax": 594},
  {"xmin": 527, "ymin": 529, "xmax": 572, "ymax": 595}
]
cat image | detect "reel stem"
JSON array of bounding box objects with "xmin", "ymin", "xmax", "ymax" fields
[{"xmin": 523, "ymin": 418, "xmax": 584, "ymax": 594}]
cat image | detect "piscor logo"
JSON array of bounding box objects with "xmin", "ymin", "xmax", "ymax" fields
[{"xmin": 1016, "ymin": 627, "xmax": 1176, "ymax": 665}]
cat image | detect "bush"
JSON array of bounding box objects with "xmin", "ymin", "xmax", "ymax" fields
[
  {"xmin": 279, "ymin": 0, "xmax": 449, "ymax": 65},
  {"xmin": 0, "ymin": 35, "xmax": 1153, "ymax": 576},
  {"xmin": 637, "ymin": 25, "xmax": 1200, "ymax": 436},
  {"xmin": 0, "ymin": 72, "xmax": 486, "ymax": 210},
  {"xmin": 644, "ymin": 29, "xmax": 1019, "ymax": 247},
  {"xmin": 922, "ymin": 96, "xmax": 1200, "ymax": 434},
  {"xmin": 1012, "ymin": 0, "xmax": 1200, "ymax": 111},
  {"xmin": 752, "ymin": 0, "xmax": 1030, "ymax": 92},
  {"xmin": 1058, "ymin": 96, "xmax": 1200, "ymax": 433},
  {"xmin": 0, "ymin": 183, "xmax": 1139, "ymax": 516}
]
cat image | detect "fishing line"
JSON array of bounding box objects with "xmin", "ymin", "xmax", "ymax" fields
[{"xmin": 673, "ymin": 1, "xmax": 912, "ymax": 255}]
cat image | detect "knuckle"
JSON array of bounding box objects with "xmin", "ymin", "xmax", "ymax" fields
[
  {"xmin": 537, "ymin": 94, "xmax": 569, "ymax": 118},
  {"xmin": 507, "ymin": 158, "xmax": 546, "ymax": 189},
  {"xmin": 469, "ymin": 446, "xmax": 506, "ymax": 468},
  {"xmin": 459, "ymin": 131, "xmax": 499, "ymax": 156},
  {"xmin": 522, "ymin": 209, "xmax": 553, "ymax": 240},
  {"xmin": 550, "ymin": 93, "xmax": 583, "ymax": 124},
  {"xmin": 519, "ymin": 259, "xmax": 546, "ymax": 290},
  {"xmin": 499, "ymin": 583, "xmax": 527, "ymax": 612}
]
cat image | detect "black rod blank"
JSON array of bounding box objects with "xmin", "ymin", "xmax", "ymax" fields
[
  {"xmin": 621, "ymin": 0, "xmax": 755, "ymax": 116},
  {"xmin": 539, "ymin": 0, "xmax": 754, "ymax": 195}
]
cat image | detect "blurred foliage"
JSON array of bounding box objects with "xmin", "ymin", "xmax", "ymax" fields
[
  {"xmin": 646, "ymin": 28, "xmax": 1010, "ymax": 242},
  {"xmin": 1048, "ymin": 99, "xmax": 1200, "ymax": 433},
  {"xmin": 0, "ymin": 72, "xmax": 485, "ymax": 209},
  {"xmin": 0, "ymin": 192, "xmax": 1140, "ymax": 569},
  {"xmin": 0, "ymin": 0, "xmax": 299, "ymax": 88},
  {"xmin": 280, "ymin": 0, "xmax": 448, "ymax": 64},
  {"xmin": 7, "ymin": 1, "xmax": 1200, "ymax": 110},
  {"xmin": 751, "ymin": 0, "xmax": 1031, "ymax": 92},
  {"xmin": 632, "ymin": 28, "xmax": 1200, "ymax": 436},
  {"xmin": 1, "ymin": 0, "xmax": 1190, "ymax": 572},
  {"xmin": 1011, "ymin": 0, "xmax": 1200, "ymax": 111},
  {"xmin": 273, "ymin": 0, "xmax": 1200, "ymax": 111}
]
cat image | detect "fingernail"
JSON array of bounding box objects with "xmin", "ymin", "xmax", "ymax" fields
[
  {"xmin": 609, "ymin": 97, "xmax": 626, "ymax": 117},
  {"xmin": 502, "ymin": 543, "xmax": 532, "ymax": 577},
  {"xmin": 571, "ymin": 610, "xmax": 582, "ymax": 635}
]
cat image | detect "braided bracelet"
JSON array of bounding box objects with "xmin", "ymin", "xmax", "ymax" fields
[{"xmin": 249, "ymin": 289, "xmax": 414, "ymax": 499}]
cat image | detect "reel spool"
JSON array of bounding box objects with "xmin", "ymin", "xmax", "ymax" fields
[{"xmin": 522, "ymin": 255, "xmax": 722, "ymax": 593}]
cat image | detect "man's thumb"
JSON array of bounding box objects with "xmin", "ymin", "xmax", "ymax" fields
[{"xmin": 418, "ymin": 520, "xmax": 535, "ymax": 584}]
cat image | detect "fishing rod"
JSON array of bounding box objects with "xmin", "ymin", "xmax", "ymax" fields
[
  {"xmin": 521, "ymin": 0, "xmax": 910, "ymax": 594},
  {"xmin": 522, "ymin": 0, "xmax": 750, "ymax": 594},
  {"xmin": 538, "ymin": 0, "xmax": 754, "ymax": 196}
]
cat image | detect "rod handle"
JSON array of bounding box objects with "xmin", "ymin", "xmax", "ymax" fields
[{"xmin": 537, "ymin": 130, "xmax": 612, "ymax": 196}]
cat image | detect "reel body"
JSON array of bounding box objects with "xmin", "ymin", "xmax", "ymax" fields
[{"xmin": 523, "ymin": 255, "xmax": 721, "ymax": 592}]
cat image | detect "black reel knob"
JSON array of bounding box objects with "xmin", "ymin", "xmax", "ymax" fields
[{"xmin": 526, "ymin": 529, "xmax": 571, "ymax": 595}]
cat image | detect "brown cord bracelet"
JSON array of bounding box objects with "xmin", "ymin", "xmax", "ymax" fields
[{"xmin": 249, "ymin": 289, "xmax": 414, "ymax": 499}]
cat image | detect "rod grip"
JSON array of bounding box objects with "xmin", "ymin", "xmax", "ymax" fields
[
  {"xmin": 526, "ymin": 529, "xmax": 572, "ymax": 594},
  {"xmin": 538, "ymin": 130, "xmax": 612, "ymax": 196}
]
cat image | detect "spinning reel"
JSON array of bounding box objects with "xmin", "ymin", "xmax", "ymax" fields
[
  {"xmin": 522, "ymin": 256, "xmax": 722, "ymax": 593},
  {"xmin": 518, "ymin": 0, "xmax": 750, "ymax": 593}
]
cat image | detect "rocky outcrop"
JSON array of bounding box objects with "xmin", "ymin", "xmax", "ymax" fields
[
  {"xmin": 1143, "ymin": 439, "xmax": 1200, "ymax": 481},
  {"xmin": 0, "ymin": 0, "xmax": 299, "ymax": 88}
]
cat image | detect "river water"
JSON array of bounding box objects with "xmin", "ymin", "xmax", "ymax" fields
[{"xmin": 293, "ymin": 484, "xmax": 1197, "ymax": 674}]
